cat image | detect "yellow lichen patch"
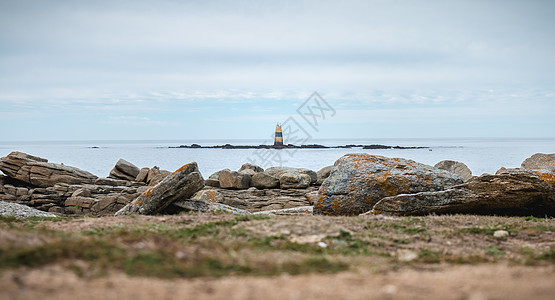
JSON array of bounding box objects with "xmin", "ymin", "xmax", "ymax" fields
[
  {"xmin": 142, "ymin": 188, "xmax": 153, "ymax": 197},
  {"xmin": 171, "ymin": 162, "xmax": 195, "ymax": 175},
  {"xmin": 534, "ymin": 171, "xmax": 555, "ymax": 184}
]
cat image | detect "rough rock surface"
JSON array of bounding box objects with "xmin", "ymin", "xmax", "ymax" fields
[
  {"xmin": 198, "ymin": 186, "xmax": 317, "ymax": 212},
  {"xmin": 434, "ymin": 160, "xmax": 473, "ymax": 182},
  {"xmin": 191, "ymin": 189, "xmax": 224, "ymax": 203},
  {"xmin": 173, "ymin": 199, "xmax": 250, "ymax": 215},
  {"xmin": 521, "ymin": 153, "xmax": 555, "ymax": 172},
  {"xmin": 0, "ymin": 201, "xmax": 58, "ymax": 218},
  {"xmin": 314, "ymin": 153, "xmax": 464, "ymax": 216},
  {"xmin": 251, "ymin": 172, "xmax": 280, "ymax": 189},
  {"xmin": 264, "ymin": 167, "xmax": 318, "ymax": 187},
  {"xmin": 0, "ymin": 151, "xmax": 98, "ymax": 187},
  {"xmin": 218, "ymin": 169, "xmax": 251, "ymax": 189},
  {"xmin": 146, "ymin": 167, "xmax": 170, "ymax": 186},
  {"xmin": 316, "ymin": 166, "xmax": 333, "ymax": 185},
  {"xmin": 108, "ymin": 159, "xmax": 140, "ymax": 181},
  {"xmin": 135, "ymin": 167, "xmax": 150, "ymax": 183},
  {"xmin": 279, "ymin": 173, "xmax": 312, "ymax": 189},
  {"xmin": 115, "ymin": 162, "xmax": 204, "ymax": 215},
  {"xmin": 238, "ymin": 163, "xmax": 264, "ymax": 173},
  {"xmin": 373, "ymin": 172, "xmax": 555, "ymax": 216}
]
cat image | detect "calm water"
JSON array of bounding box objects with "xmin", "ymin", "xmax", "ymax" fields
[{"xmin": 1, "ymin": 138, "xmax": 554, "ymax": 179}]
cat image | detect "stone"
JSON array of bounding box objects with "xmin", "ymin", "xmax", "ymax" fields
[
  {"xmin": 0, "ymin": 151, "xmax": 97, "ymax": 188},
  {"xmin": 94, "ymin": 177, "xmax": 129, "ymax": 187},
  {"xmin": 493, "ymin": 230, "xmax": 509, "ymax": 240},
  {"xmin": 238, "ymin": 163, "xmax": 264, "ymax": 173},
  {"xmin": 397, "ymin": 249, "xmax": 418, "ymax": 262},
  {"xmin": 252, "ymin": 206, "xmax": 313, "ymax": 215},
  {"xmin": 521, "ymin": 153, "xmax": 555, "ymax": 172},
  {"xmin": 373, "ymin": 172, "xmax": 555, "ymax": 216},
  {"xmin": 218, "ymin": 169, "xmax": 251, "ymax": 189},
  {"xmin": 305, "ymin": 191, "xmax": 319, "ymax": 205},
  {"xmin": 146, "ymin": 166, "xmax": 170, "ymax": 186},
  {"xmin": 279, "ymin": 173, "xmax": 311, "ymax": 189},
  {"xmin": 251, "ymin": 172, "xmax": 280, "ymax": 189},
  {"xmin": 191, "ymin": 189, "xmax": 224, "ymax": 203},
  {"xmin": 264, "ymin": 167, "xmax": 318, "ymax": 185},
  {"xmin": 434, "ymin": 160, "xmax": 473, "ymax": 182},
  {"xmin": 172, "ymin": 199, "xmax": 250, "ymax": 215},
  {"xmin": 115, "ymin": 162, "xmax": 204, "ymax": 215},
  {"xmin": 108, "ymin": 159, "xmax": 140, "ymax": 181},
  {"xmin": 202, "ymin": 186, "xmax": 317, "ymax": 212},
  {"xmin": 205, "ymin": 179, "xmax": 220, "ymax": 187},
  {"xmin": 238, "ymin": 169, "xmax": 257, "ymax": 176},
  {"xmin": 314, "ymin": 153, "xmax": 464, "ymax": 216},
  {"xmin": 135, "ymin": 167, "xmax": 150, "ymax": 183},
  {"xmin": 316, "ymin": 166, "xmax": 333, "ymax": 185}
]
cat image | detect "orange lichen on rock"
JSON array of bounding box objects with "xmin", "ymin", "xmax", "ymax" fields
[
  {"xmin": 534, "ymin": 171, "xmax": 555, "ymax": 184},
  {"xmin": 142, "ymin": 188, "xmax": 153, "ymax": 197},
  {"xmin": 171, "ymin": 162, "xmax": 196, "ymax": 175}
]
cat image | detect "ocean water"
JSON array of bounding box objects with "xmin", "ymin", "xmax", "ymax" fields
[{"xmin": 0, "ymin": 138, "xmax": 554, "ymax": 179}]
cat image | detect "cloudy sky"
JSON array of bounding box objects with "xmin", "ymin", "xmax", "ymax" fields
[{"xmin": 1, "ymin": 0, "xmax": 554, "ymax": 141}]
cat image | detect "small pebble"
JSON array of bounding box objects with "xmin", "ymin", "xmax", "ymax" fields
[
  {"xmin": 317, "ymin": 242, "xmax": 327, "ymax": 248},
  {"xmin": 493, "ymin": 230, "xmax": 509, "ymax": 239}
]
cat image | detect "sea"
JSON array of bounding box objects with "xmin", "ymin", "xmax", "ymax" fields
[{"xmin": 1, "ymin": 138, "xmax": 554, "ymax": 179}]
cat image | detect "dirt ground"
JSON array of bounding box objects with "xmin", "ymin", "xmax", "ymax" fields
[{"xmin": 1, "ymin": 213, "xmax": 553, "ymax": 300}]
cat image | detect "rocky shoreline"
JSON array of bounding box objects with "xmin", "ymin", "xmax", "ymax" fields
[{"xmin": 0, "ymin": 151, "xmax": 553, "ymax": 218}]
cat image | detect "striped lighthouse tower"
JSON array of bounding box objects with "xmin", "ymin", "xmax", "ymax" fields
[{"xmin": 274, "ymin": 124, "xmax": 283, "ymax": 146}]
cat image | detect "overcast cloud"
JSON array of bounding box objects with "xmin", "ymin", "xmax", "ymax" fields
[{"xmin": 1, "ymin": 0, "xmax": 554, "ymax": 140}]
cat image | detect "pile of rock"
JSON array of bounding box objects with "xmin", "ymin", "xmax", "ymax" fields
[
  {"xmin": 2, "ymin": 150, "xmax": 553, "ymax": 218},
  {"xmin": 206, "ymin": 164, "xmax": 330, "ymax": 190},
  {"xmin": 0, "ymin": 151, "xmax": 174, "ymax": 216}
]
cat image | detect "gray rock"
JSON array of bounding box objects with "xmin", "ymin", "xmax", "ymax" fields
[
  {"xmin": 115, "ymin": 162, "xmax": 204, "ymax": 215},
  {"xmin": 373, "ymin": 172, "xmax": 555, "ymax": 216},
  {"xmin": 205, "ymin": 178, "xmax": 221, "ymax": 187},
  {"xmin": 146, "ymin": 166, "xmax": 170, "ymax": 186},
  {"xmin": 252, "ymin": 206, "xmax": 313, "ymax": 215},
  {"xmin": 521, "ymin": 153, "xmax": 555, "ymax": 172},
  {"xmin": 0, "ymin": 201, "xmax": 58, "ymax": 218},
  {"xmin": 314, "ymin": 153, "xmax": 464, "ymax": 216},
  {"xmin": 0, "ymin": 151, "xmax": 98, "ymax": 187},
  {"xmin": 251, "ymin": 172, "xmax": 280, "ymax": 189},
  {"xmin": 173, "ymin": 199, "xmax": 250, "ymax": 215},
  {"xmin": 238, "ymin": 163, "xmax": 264, "ymax": 173},
  {"xmin": 135, "ymin": 167, "xmax": 150, "ymax": 183},
  {"xmin": 434, "ymin": 160, "xmax": 473, "ymax": 182},
  {"xmin": 191, "ymin": 189, "xmax": 224, "ymax": 203},
  {"xmin": 264, "ymin": 167, "xmax": 318, "ymax": 185},
  {"xmin": 279, "ymin": 173, "xmax": 311, "ymax": 189},
  {"xmin": 316, "ymin": 166, "xmax": 333, "ymax": 185},
  {"xmin": 108, "ymin": 159, "xmax": 140, "ymax": 181},
  {"xmin": 218, "ymin": 169, "xmax": 251, "ymax": 189},
  {"xmin": 94, "ymin": 177, "xmax": 129, "ymax": 187}
]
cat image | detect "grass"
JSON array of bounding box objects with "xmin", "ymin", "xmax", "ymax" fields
[{"xmin": 0, "ymin": 213, "xmax": 553, "ymax": 279}]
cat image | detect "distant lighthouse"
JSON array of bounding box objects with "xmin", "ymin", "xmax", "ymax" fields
[{"xmin": 274, "ymin": 124, "xmax": 283, "ymax": 146}]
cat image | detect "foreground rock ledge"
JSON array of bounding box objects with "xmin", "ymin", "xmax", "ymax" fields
[
  {"xmin": 373, "ymin": 172, "xmax": 555, "ymax": 216},
  {"xmin": 115, "ymin": 162, "xmax": 204, "ymax": 215}
]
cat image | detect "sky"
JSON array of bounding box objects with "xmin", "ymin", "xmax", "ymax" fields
[{"xmin": 1, "ymin": 0, "xmax": 554, "ymax": 141}]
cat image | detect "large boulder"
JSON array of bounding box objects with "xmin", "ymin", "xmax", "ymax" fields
[
  {"xmin": 521, "ymin": 153, "xmax": 555, "ymax": 172},
  {"xmin": 314, "ymin": 153, "xmax": 464, "ymax": 216},
  {"xmin": 115, "ymin": 162, "xmax": 204, "ymax": 215},
  {"xmin": 434, "ymin": 160, "xmax": 473, "ymax": 182},
  {"xmin": 316, "ymin": 166, "xmax": 333, "ymax": 185},
  {"xmin": 0, "ymin": 151, "xmax": 97, "ymax": 187},
  {"xmin": 251, "ymin": 172, "xmax": 280, "ymax": 189},
  {"xmin": 218, "ymin": 169, "xmax": 251, "ymax": 189},
  {"xmin": 373, "ymin": 172, "xmax": 555, "ymax": 216},
  {"xmin": 108, "ymin": 159, "xmax": 140, "ymax": 181}
]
